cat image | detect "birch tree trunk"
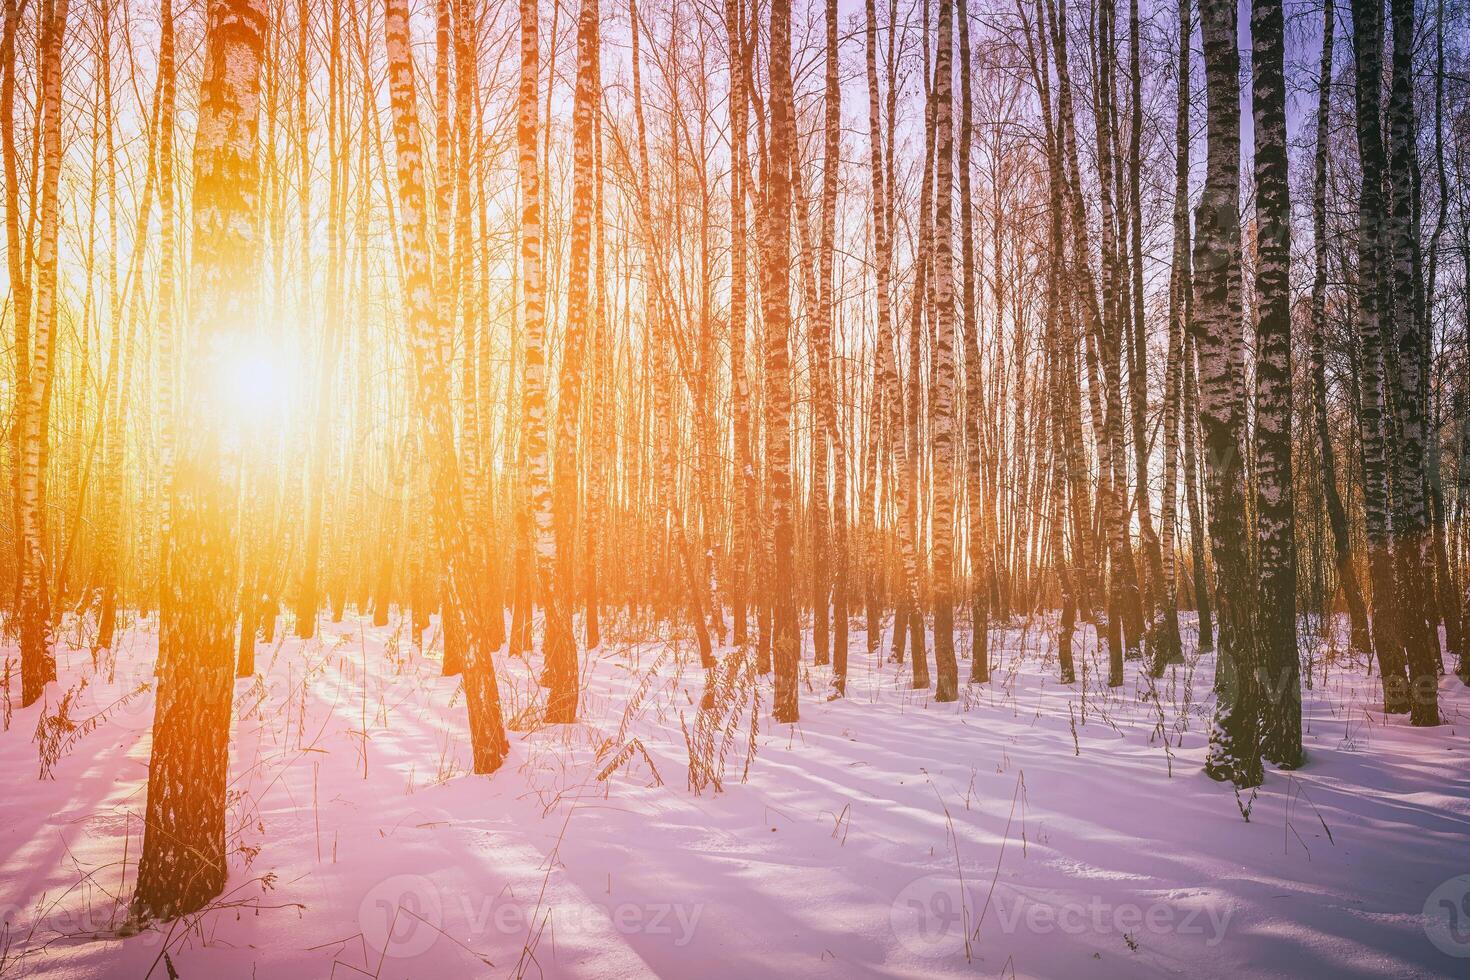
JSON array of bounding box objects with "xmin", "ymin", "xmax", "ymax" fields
[
  {"xmin": 546, "ymin": 0, "xmax": 602, "ymax": 723},
  {"xmin": 433, "ymin": 0, "xmax": 461, "ymax": 671},
  {"xmin": 1128, "ymin": 0, "xmax": 1181, "ymax": 670},
  {"xmin": 1250, "ymin": 0, "xmax": 1302, "ymax": 765},
  {"xmin": 95, "ymin": 0, "xmax": 136, "ymax": 655},
  {"xmin": 297, "ymin": 0, "xmax": 350, "ymax": 641},
  {"xmin": 1183, "ymin": 328, "xmax": 1214, "ymax": 650},
  {"xmin": 1307, "ymin": 0, "xmax": 1372, "ymax": 656},
  {"xmin": 453, "ymin": 0, "xmax": 498, "ymax": 656},
  {"xmin": 1350, "ymin": 0, "xmax": 1411, "ymax": 713},
  {"xmin": 1026, "ymin": 0, "xmax": 1075, "ymax": 683},
  {"xmin": 1047, "ymin": 0, "xmax": 1132, "ymax": 681},
  {"xmin": 517, "ymin": 0, "xmax": 564, "ymax": 713},
  {"xmin": 863, "ymin": 0, "xmax": 898, "ymax": 658},
  {"xmin": 383, "ymin": 0, "xmax": 508, "ymax": 772},
  {"xmin": 929, "ymin": 0, "xmax": 960, "ymax": 701},
  {"xmin": 583, "ymin": 99, "xmax": 609, "ymax": 648},
  {"xmin": 960, "ymin": 0, "xmax": 994, "ymax": 683},
  {"xmin": 1425, "ymin": 0, "xmax": 1463, "ymax": 674},
  {"xmin": 154, "ymin": 0, "xmax": 180, "ymax": 648},
  {"xmin": 1384, "ymin": 0, "xmax": 1441, "ymax": 726},
  {"xmin": 764, "ymin": 0, "xmax": 800, "ymax": 722},
  {"xmin": 1153, "ymin": 0, "xmax": 1191, "ymax": 679},
  {"xmin": 893, "ymin": 53, "xmax": 937, "ymax": 688},
  {"xmin": 727, "ymin": 0, "xmax": 753, "ymax": 648},
  {"xmin": 817, "ymin": 0, "xmax": 849, "ymax": 692},
  {"xmin": 133, "ymin": 0, "xmax": 266, "ymax": 919},
  {"xmin": 16, "ymin": 0, "xmax": 67, "ymax": 705},
  {"xmin": 2, "ymin": 0, "xmax": 29, "ymax": 622},
  {"xmin": 1197, "ymin": 0, "xmax": 1263, "ymax": 788}
]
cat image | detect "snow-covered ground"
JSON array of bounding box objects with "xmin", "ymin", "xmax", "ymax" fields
[{"xmin": 2, "ymin": 611, "xmax": 1469, "ymax": 978}]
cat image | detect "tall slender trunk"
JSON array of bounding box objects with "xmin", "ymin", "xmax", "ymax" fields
[
  {"xmin": 817, "ymin": 0, "xmax": 848, "ymax": 692},
  {"xmin": 1129, "ymin": 0, "xmax": 1180, "ymax": 669},
  {"xmin": 1425, "ymin": 0, "xmax": 1462, "ymax": 671},
  {"xmin": 1384, "ymin": 0, "xmax": 1440, "ymax": 725},
  {"xmin": 1154, "ymin": 0, "xmax": 1192, "ymax": 677},
  {"xmin": 1197, "ymin": 0, "xmax": 1262, "ymax": 788},
  {"xmin": 546, "ymin": 0, "xmax": 601, "ymax": 723},
  {"xmin": 763, "ymin": 0, "xmax": 800, "ymax": 722},
  {"xmin": 453, "ymin": 0, "xmax": 498, "ymax": 657},
  {"xmin": 1251, "ymin": 0, "xmax": 1302, "ymax": 764},
  {"xmin": 133, "ymin": 0, "xmax": 267, "ymax": 919},
  {"xmin": 1046, "ymin": 0, "xmax": 1131, "ymax": 680},
  {"xmin": 518, "ymin": 0, "xmax": 557, "ymax": 691},
  {"xmin": 154, "ymin": 0, "xmax": 180, "ymax": 644},
  {"xmin": 1096, "ymin": 0, "xmax": 1144, "ymax": 672},
  {"xmin": 384, "ymin": 0, "xmax": 508, "ymax": 773},
  {"xmin": 17, "ymin": 0, "xmax": 69, "ymax": 705},
  {"xmin": 727, "ymin": 0, "xmax": 752, "ymax": 647},
  {"xmin": 1350, "ymin": 0, "xmax": 1410, "ymax": 712},
  {"xmin": 582, "ymin": 13, "xmax": 608, "ymax": 650},
  {"xmin": 297, "ymin": 0, "xmax": 348, "ymax": 641},
  {"xmin": 893, "ymin": 48, "xmax": 938, "ymax": 689},
  {"xmin": 2, "ymin": 0, "xmax": 31, "ymax": 620},
  {"xmin": 1308, "ymin": 0, "xmax": 1372, "ymax": 656},
  {"xmin": 929, "ymin": 0, "xmax": 959, "ymax": 701},
  {"xmin": 1183, "ymin": 327, "xmax": 1213, "ymax": 650},
  {"xmin": 960, "ymin": 0, "xmax": 992, "ymax": 683},
  {"xmin": 432, "ymin": 0, "xmax": 462, "ymax": 670},
  {"xmin": 862, "ymin": 0, "xmax": 896, "ymax": 658},
  {"xmin": 1021, "ymin": 0, "xmax": 1071, "ymax": 680}
]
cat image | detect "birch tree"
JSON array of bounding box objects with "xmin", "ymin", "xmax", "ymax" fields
[
  {"xmin": 15, "ymin": 0, "xmax": 68, "ymax": 706},
  {"xmin": 1197, "ymin": 0, "xmax": 1263, "ymax": 788},
  {"xmin": 763, "ymin": 0, "xmax": 799, "ymax": 723},
  {"xmin": 929, "ymin": 0, "xmax": 960, "ymax": 701},
  {"xmin": 134, "ymin": 0, "xmax": 268, "ymax": 919},
  {"xmin": 384, "ymin": 0, "xmax": 509, "ymax": 772},
  {"xmin": 1250, "ymin": 0, "xmax": 1302, "ymax": 765},
  {"xmin": 1351, "ymin": 0, "xmax": 1411, "ymax": 713}
]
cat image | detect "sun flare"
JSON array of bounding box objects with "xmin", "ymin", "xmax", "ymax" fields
[{"xmin": 208, "ymin": 334, "xmax": 298, "ymax": 429}]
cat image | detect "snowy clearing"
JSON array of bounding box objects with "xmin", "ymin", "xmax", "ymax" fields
[{"xmin": 3, "ymin": 614, "xmax": 1469, "ymax": 978}]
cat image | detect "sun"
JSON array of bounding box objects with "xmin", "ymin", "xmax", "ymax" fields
[{"xmin": 208, "ymin": 333, "xmax": 298, "ymax": 432}]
